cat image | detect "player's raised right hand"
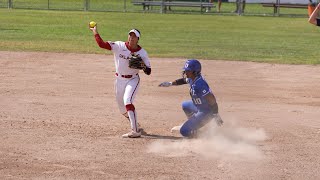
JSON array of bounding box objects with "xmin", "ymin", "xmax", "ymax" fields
[
  {"xmin": 89, "ymin": 24, "xmax": 98, "ymax": 35},
  {"xmin": 158, "ymin": 81, "xmax": 172, "ymax": 87}
]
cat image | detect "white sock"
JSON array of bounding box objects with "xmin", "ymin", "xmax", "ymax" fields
[{"xmin": 127, "ymin": 110, "xmax": 138, "ymax": 132}]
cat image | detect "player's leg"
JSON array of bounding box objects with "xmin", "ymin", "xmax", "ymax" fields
[
  {"xmin": 182, "ymin": 100, "xmax": 198, "ymax": 118},
  {"xmin": 122, "ymin": 76, "xmax": 141, "ymax": 138},
  {"xmin": 218, "ymin": 0, "xmax": 222, "ymax": 12},
  {"xmin": 234, "ymin": 0, "xmax": 240, "ymax": 13},
  {"xmin": 115, "ymin": 78, "xmax": 127, "ymax": 117},
  {"xmin": 171, "ymin": 100, "xmax": 197, "ymax": 133},
  {"xmin": 242, "ymin": 0, "xmax": 246, "ymax": 13},
  {"xmin": 180, "ymin": 111, "xmax": 213, "ymax": 138}
]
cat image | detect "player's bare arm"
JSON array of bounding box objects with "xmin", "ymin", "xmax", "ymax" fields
[
  {"xmin": 158, "ymin": 78, "xmax": 187, "ymax": 87},
  {"xmin": 204, "ymin": 92, "xmax": 223, "ymax": 126},
  {"xmin": 204, "ymin": 93, "xmax": 218, "ymax": 114}
]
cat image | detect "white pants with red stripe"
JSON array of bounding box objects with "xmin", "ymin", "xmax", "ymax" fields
[{"xmin": 114, "ymin": 75, "xmax": 140, "ymax": 132}]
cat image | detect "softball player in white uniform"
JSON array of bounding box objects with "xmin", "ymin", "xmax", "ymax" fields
[{"xmin": 89, "ymin": 26, "xmax": 151, "ymax": 138}]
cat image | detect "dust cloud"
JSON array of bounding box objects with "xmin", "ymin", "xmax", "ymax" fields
[{"xmin": 147, "ymin": 120, "xmax": 268, "ymax": 161}]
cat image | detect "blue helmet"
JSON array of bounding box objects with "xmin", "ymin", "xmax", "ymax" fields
[{"xmin": 183, "ymin": 59, "xmax": 201, "ymax": 76}]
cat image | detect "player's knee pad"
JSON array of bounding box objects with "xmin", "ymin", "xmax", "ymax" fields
[{"xmin": 125, "ymin": 104, "xmax": 135, "ymax": 111}]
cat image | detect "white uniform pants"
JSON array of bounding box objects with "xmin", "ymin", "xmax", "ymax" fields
[
  {"xmin": 114, "ymin": 75, "xmax": 140, "ymax": 132},
  {"xmin": 115, "ymin": 75, "xmax": 140, "ymax": 113}
]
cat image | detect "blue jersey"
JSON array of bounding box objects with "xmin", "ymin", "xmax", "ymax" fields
[{"xmin": 186, "ymin": 75, "xmax": 213, "ymax": 113}]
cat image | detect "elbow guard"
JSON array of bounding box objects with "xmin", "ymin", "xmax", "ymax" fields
[{"xmin": 175, "ymin": 78, "xmax": 187, "ymax": 85}]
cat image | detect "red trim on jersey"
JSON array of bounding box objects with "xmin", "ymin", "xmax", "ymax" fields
[
  {"xmin": 125, "ymin": 41, "xmax": 141, "ymax": 53},
  {"xmin": 94, "ymin": 34, "xmax": 111, "ymax": 50}
]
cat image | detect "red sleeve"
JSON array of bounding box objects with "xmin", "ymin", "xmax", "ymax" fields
[{"xmin": 94, "ymin": 34, "xmax": 112, "ymax": 50}]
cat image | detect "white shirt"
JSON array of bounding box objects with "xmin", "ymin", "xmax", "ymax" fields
[{"xmin": 108, "ymin": 41, "xmax": 151, "ymax": 76}]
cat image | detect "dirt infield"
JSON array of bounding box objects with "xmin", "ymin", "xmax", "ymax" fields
[{"xmin": 1, "ymin": 51, "xmax": 320, "ymax": 179}]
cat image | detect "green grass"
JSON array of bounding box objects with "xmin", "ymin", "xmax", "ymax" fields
[{"xmin": 0, "ymin": 8, "xmax": 319, "ymax": 64}]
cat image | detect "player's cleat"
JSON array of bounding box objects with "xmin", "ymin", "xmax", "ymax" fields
[
  {"xmin": 122, "ymin": 131, "xmax": 141, "ymax": 138},
  {"xmin": 171, "ymin": 125, "xmax": 182, "ymax": 133}
]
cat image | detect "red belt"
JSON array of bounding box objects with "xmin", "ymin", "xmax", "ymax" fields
[{"xmin": 115, "ymin": 73, "xmax": 137, "ymax": 78}]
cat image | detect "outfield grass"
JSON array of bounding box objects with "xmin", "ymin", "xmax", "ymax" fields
[{"xmin": 0, "ymin": 8, "xmax": 319, "ymax": 64}]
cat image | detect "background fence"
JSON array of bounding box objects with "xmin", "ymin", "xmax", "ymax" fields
[{"xmin": 0, "ymin": 0, "xmax": 313, "ymax": 16}]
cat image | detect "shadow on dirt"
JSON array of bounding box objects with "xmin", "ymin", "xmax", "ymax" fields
[
  {"xmin": 140, "ymin": 128, "xmax": 182, "ymax": 140},
  {"xmin": 142, "ymin": 134, "xmax": 183, "ymax": 140}
]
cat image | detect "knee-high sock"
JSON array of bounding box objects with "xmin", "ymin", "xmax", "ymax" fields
[{"xmin": 126, "ymin": 104, "xmax": 138, "ymax": 132}]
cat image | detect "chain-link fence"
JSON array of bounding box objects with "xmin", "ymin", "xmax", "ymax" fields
[
  {"xmin": 0, "ymin": 0, "xmax": 313, "ymax": 16},
  {"xmin": 1, "ymin": 0, "xmax": 131, "ymax": 11}
]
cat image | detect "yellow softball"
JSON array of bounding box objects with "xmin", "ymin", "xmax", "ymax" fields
[{"xmin": 89, "ymin": 21, "xmax": 97, "ymax": 28}]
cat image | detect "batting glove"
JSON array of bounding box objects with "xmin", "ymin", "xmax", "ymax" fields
[{"xmin": 158, "ymin": 81, "xmax": 172, "ymax": 87}]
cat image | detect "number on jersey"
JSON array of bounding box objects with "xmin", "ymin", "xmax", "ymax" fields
[{"xmin": 193, "ymin": 98, "xmax": 202, "ymax": 104}]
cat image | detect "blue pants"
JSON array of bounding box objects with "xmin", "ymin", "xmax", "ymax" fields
[{"xmin": 180, "ymin": 100, "xmax": 213, "ymax": 137}]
